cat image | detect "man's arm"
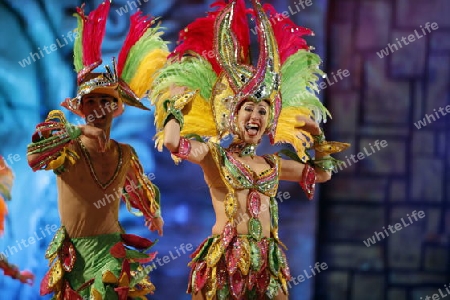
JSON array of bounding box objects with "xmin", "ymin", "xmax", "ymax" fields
[
  {"xmin": 122, "ymin": 146, "xmax": 163, "ymax": 236},
  {"xmin": 26, "ymin": 110, "xmax": 106, "ymax": 173},
  {"xmin": 26, "ymin": 110, "xmax": 83, "ymax": 173}
]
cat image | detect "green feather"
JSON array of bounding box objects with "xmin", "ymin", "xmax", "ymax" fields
[
  {"xmin": 280, "ymin": 50, "xmax": 330, "ymax": 121},
  {"xmin": 152, "ymin": 56, "xmax": 217, "ymax": 101},
  {"xmin": 73, "ymin": 13, "xmax": 84, "ymax": 72},
  {"xmin": 278, "ymin": 148, "xmax": 302, "ymax": 162}
]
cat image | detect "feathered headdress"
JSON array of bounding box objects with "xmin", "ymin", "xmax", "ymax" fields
[
  {"xmin": 0, "ymin": 156, "xmax": 13, "ymax": 235},
  {"xmin": 152, "ymin": 0, "xmax": 347, "ymax": 162},
  {"xmin": 62, "ymin": 1, "xmax": 169, "ymax": 117}
]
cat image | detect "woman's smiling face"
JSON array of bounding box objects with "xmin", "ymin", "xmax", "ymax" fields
[{"xmin": 236, "ymin": 100, "xmax": 270, "ymax": 144}]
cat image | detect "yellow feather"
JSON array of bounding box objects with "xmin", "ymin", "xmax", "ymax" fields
[
  {"xmin": 274, "ymin": 107, "xmax": 314, "ymax": 162},
  {"xmin": 154, "ymin": 131, "xmax": 165, "ymax": 152},
  {"xmin": 128, "ymin": 49, "xmax": 169, "ymax": 98},
  {"xmin": 181, "ymin": 94, "xmax": 217, "ymax": 137},
  {"xmin": 153, "ymin": 90, "xmax": 172, "ymax": 130},
  {"xmin": 153, "ymin": 91, "xmax": 217, "ymax": 139}
]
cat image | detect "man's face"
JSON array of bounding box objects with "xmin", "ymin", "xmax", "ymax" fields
[
  {"xmin": 236, "ymin": 100, "xmax": 270, "ymax": 144},
  {"xmin": 80, "ymin": 93, "xmax": 117, "ymax": 128}
]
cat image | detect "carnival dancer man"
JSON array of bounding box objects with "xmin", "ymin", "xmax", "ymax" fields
[
  {"xmin": 151, "ymin": 0, "xmax": 349, "ymax": 299},
  {"xmin": 26, "ymin": 2, "xmax": 168, "ymax": 299},
  {"xmin": 0, "ymin": 155, "xmax": 34, "ymax": 285}
]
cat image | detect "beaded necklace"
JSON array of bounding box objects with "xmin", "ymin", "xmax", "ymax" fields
[
  {"xmin": 228, "ymin": 140, "xmax": 257, "ymax": 158},
  {"xmin": 78, "ymin": 139, "xmax": 123, "ymax": 190}
]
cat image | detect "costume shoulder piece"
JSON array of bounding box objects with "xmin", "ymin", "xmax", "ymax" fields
[
  {"xmin": 151, "ymin": 0, "xmax": 348, "ymax": 164},
  {"xmin": 122, "ymin": 145, "xmax": 162, "ymax": 220}
]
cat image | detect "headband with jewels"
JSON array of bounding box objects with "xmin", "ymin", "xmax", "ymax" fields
[
  {"xmin": 61, "ymin": 1, "xmax": 169, "ymax": 118},
  {"xmin": 151, "ymin": 0, "xmax": 348, "ymax": 162}
]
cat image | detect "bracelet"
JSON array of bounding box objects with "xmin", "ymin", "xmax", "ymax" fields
[
  {"xmin": 28, "ymin": 122, "xmax": 81, "ymax": 154},
  {"xmin": 299, "ymin": 164, "xmax": 316, "ymax": 200},
  {"xmin": 171, "ymin": 137, "xmax": 191, "ymax": 160},
  {"xmin": 36, "ymin": 121, "xmax": 65, "ymax": 133},
  {"xmin": 312, "ymin": 155, "xmax": 341, "ymax": 172},
  {"xmin": 29, "ymin": 148, "xmax": 62, "ymax": 171}
]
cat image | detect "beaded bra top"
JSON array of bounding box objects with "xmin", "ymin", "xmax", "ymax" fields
[
  {"xmin": 209, "ymin": 142, "xmax": 283, "ymax": 244},
  {"xmin": 222, "ymin": 151, "xmax": 279, "ymax": 196}
]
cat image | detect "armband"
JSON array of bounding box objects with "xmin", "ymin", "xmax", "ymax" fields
[
  {"xmin": 171, "ymin": 137, "xmax": 191, "ymax": 160},
  {"xmin": 312, "ymin": 155, "xmax": 342, "ymax": 172},
  {"xmin": 299, "ymin": 164, "xmax": 316, "ymax": 200}
]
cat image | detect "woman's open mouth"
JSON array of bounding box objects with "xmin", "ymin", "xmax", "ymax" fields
[{"xmin": 245, "ymin": 123, "xmax": 260, "ymax": 137}]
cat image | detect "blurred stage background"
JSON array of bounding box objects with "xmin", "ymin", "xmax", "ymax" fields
[{"xmin": 0, "ymin": 0, "xmax": 448, "ymax": 299}]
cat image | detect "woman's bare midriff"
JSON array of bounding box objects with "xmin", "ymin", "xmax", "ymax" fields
[{"xmin": 210, "ymin": 188, "xmax": 272, "ymax": 237}]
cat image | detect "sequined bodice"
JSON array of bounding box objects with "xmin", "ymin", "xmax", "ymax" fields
[{"xmin": 222, "ymin": 151, "xmax": 279, "ymax": 197}]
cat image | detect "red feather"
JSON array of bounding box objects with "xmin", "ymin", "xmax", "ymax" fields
[
  {"xmin": 170, "ymin": 0, "xmax": 250, "ymax": 74},
  {"xmin": 79, "ymin": 1, "xmax": 110, "ymax": 67},
  {"xmin": 120, "ymin": 233, "xmax": 155, "ymax": 250},
  {"xmin": 110, "ymin": 242, "xmax": 127, "ymax": 258},
  {"xmin": 117, "ymin": 11, "xmax": 154, "ymax": 76},
  {"xmin": 262, "ymin": 4, "xmax": 313, "ymax": 64},
  {"xmin": 170, "ymin": 12, "xmax": 218, "ymax": 72}
]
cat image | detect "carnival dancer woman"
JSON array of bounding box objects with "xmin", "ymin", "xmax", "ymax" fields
[
  {"xmin": 0, "ymin": 156, "xmax": 34, "ymax": 285},
  {"xmin": 151, "ymin": 0, "xmax": 349, "ymax": 299},
  {"xmin": 26, "ymin": 2, "xmax": 168, "ymax": 299}
]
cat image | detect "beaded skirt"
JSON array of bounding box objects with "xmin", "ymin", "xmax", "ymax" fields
[
  {"xmin": 40, "ymin": 227, "xmax": 156, "ymax": 300},
  {"xmin": 187, "ymin": 234, "xmax": 292, "ymax": 299}
]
